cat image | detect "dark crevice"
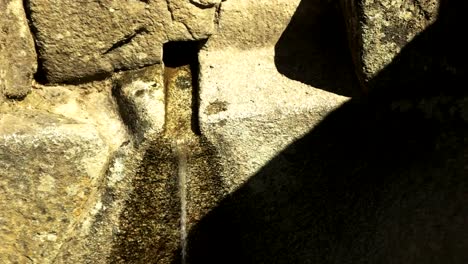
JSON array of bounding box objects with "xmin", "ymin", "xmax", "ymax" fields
[
  {"xmin": 214, "ymin": 2, "xmax": 222, "ymax": 26},
  {"xmin": 61, "ymin": 62, "xmax": 162, "ymax": 86},
  {"xmin": 114, "ymin": 62, "xmax": 161, "ymax": 75},
  {"xmin": 189, "ymin": 47, "xmax": 203, "ymax": 136},
  {"xmin": 163, "ymin": 41, "xmax": 204, "ymax": 68},
  {"xmin": 189, "ymin": 0, "xmax": 216, "ymax": 9},
  {"xmin": 163, "ymin": 41, "xmax": 206, "ymax": 135},
  {"xmin": 165, "ymin": 0, "xmax": 175, "ymax": 21},
  {"xmin": 180, "ymin": 21, "xmax": 196, "ymax": 39},
  {"xmin": 5, "ymin": 93, "xmax": 29, "ymax": 100},
  {"xmin": 22, "ymin": 0, "xmax": 48, "ymax": 84},
  {"xmin": 103, "ymin": 27, "xmax": 149, "ymax": 55}
]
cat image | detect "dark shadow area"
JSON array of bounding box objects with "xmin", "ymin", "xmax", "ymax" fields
[
  {"xmin": 368, "ymin": 1, "xmax": 468, "ymax": 101},
  {"xmin": 274, "ymin": 0, "xmax": 360, "ymax": 97},
  {"xmin": 163, "ymin": 41, "xmax": 205, "ymax": 68},
  {"xmin": 183, "ymin": 0, "xmax": 468, "ymax": 263}
]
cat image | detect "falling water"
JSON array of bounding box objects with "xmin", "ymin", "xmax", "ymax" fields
[
  {"xmin": 164, "ymin": 64, "xmax": 196, "ymax": 264},
  {"xmin": 174, "ymin": 139, "xmax": 189, "ymax": 264}
]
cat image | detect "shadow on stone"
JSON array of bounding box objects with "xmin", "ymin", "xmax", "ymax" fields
[
  {"xmin": 274, "ymin": 0, "xmax": 360, "ymax": 97},
  {"xmin": 183, "ymin": 1, "xmax": 468, "ymax": 263},
  {"xmin": 367, "ymin": 0, "xmax": 468, "ymax": 101}
]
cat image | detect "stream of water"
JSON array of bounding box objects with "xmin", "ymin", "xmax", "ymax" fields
[
  {"xmin": 164, "ymin": 64, "xmax": 195, "ymax": 264},
  {"xmin": 175, "ymin": 139, "xmax": 189, "ymax": 264}
]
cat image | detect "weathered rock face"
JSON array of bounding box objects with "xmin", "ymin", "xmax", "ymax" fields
[
  {"xmin": 108, "ymin": 63, "xmax": 225, "ymax": 263},
  {"xmin": 0, "ymin": 0, "xmax": 37, "ymax": 99},
  {"xmin": 198, "ymin": 48, "xmax": 348, "ymax": 193},
  {"xmin": 2, "ymin": 0, "xmax": 468, "ymax": 262},
  {"xmin": 341, "ymin": 0, "xmax": 439, "ymax": 89},
  {"xmin": 342, "ymin": 0, "xmax": 468, "ymax": 95},
  {"xmin": 113, "ymin": 64, "xmax": 166, "ymax": 143},
  {"xmin": 0, "ymin": 110, "xmax": 110, "ymax": 263},
  {"xmin": 27, "ymin": 0, "xmax": 220, "ymax": 83},
  {"xmin": 188, "ymin": 96, "xmax": 468, "ymax": 264},
  {"xmin": 197, "ymin": 0, "xmax": 349, "ymax": 196},
  {"xmin": 0, "ymin": 80, "xmax": 128, "ymax": 263}
]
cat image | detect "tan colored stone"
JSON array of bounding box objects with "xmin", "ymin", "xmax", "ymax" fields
[
  {"xmin": 28, "ymin": 0, "xmax": 220, "ymax": 83},
  {"xmin": 0, "ymin": 0, "xmax": 37, "ymax": 98},
  {"xmin": 48, "ymin": 143, "xmax": 141, "ymax": 264},
  {"xmin": 205, "ymin": 0, "xmax": 299, "ymax": 49},
  {"xmin": 0, "ymin": 80, "xmax": 128, "ymax": 262},
  {"xmin": 0, "ymin": 110, "xmax": 110, "ymax": 263},
  {"xmin": 1, "ymin": 80, "xmax": 129, "ymax": 152},
  {"xmin": 113, "ymin": 64, "xmax": 165, "ymax": 143},
  {"xmin": 193, "ymin": 0, "xmax": 349, "ymax": 194}
]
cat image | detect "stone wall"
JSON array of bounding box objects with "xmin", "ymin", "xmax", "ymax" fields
[{"xmin": 1, "ymin": 0, "xmax": 467, "ymax": 263}]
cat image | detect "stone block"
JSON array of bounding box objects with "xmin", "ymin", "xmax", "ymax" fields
[
  {"xmin": 341, "ymin": 0, "xmax": 468, "ymax": 95},
  {"xmin": 198, "ymin": 47, "xmax": 348, "ymax": 194},
  {"xmin": 0, "ymin": 0, "xmax": 37, "ymax": 98},
  {"xmin": 113, "ymin": 64, "xmax": 165, "ymax": 143},
  {"xmin": 27, "ymin": 0, "xmax": 220, "ymax": 83},
  {"xmin": 206, "ymin": 0, "xmax": 299, "ymax": 49},
  {"xmin": 341, "ymin": 0, "xmax": 439, "ymax": 88},
  {"xmin": 0, "ymin": 110, "xmax": 110, "ymax": 263}
]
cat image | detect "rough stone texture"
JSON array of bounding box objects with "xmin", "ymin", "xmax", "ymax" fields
[
  {"xmin": 207, "ymin": 0, "xmax": 359, "ymax": 96},
  {"xmin": 49, "ymin": 143, "xmax": 141, "ymax": 264},
  {"xmin": 0, "ymin": 80, "xmax": 128, "ymax": 262},
  {"xmin": 206, "ymin": 0, "xmax": 298, "ymax": 49},
  {"xmin": 188, "ymin": 95, "xmax": 468, "ymax": 264},
  {"xmin": 27, "ymin": 0, "xmax": 220, "ymax": 83},
  {"xmin": 198, "ymin": 47, "xmax": 348, "ymax": 193},
  {"xmin": 341, "ymin": 0, "xmax": 468, "ymax": 96},
  {"xmin": 195, "ymin": 0, "xmax": 349, "ymax": 195},
  {"xmin": 0, "ymin": 110, "xmax": 110, "ymax": 263},
  {"xmin": 108, "ymin": 66, "xmax": 194, "ymax": 264},
  {"xmin": 110, "ymin": 139, "xmax": 181, "ymax": 264},
  {"xmin": 2, "ymin": 0, "xmax": 467, "ymax": 262},
  {"xmin": 54, "ymin": 63, "xmax": 221, "ymax": 264},
  {"xmin": 164, "ymin": 65, "xmax": 226, "ymax": 247},
  {"xmin": 0, "ymin": 0, "xmax": 37, "ymax": 98},
  {"xmin": 180, "ymin": 1, "xmax": 351, "ymax": 259},
  {"xmin": 0, "ymin": 80, "xmax": 129, "ymax": 152},
  {"xmin": 184, "ymin": 1, "xmax": 468, "ymax": 263},
  {"xmin": 164, "ymin": 65, "xmax": 195, "ymax": 140},
  {"xmin": 178, "ymin": 1, "xmax": 352, "ymax": 260},
  {"xmin": 113, "ymin": 64, "xmax": 165, "ymax": 143},
  {"xmin": 341, "ymin": 0, "xmax": 439, "ymax": 88}
]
